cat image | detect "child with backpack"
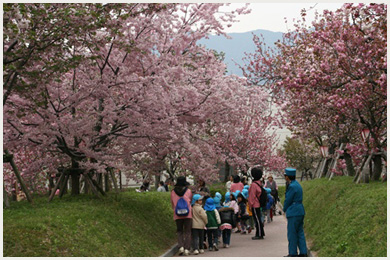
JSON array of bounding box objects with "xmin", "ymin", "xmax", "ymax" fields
[
  {"xmin": 191, "ymin": 194, "xmax": 208, "ymax": 255},
  {"xmin": 171, "ymin": 176, "xmax": 192, "ymax": 256},
  {"xmin": 218, "ymin": 206, "xmax": 235, "ymax": 248},
  {"xmin": 237, "ymin": 193, "xmax": 250, "ymax": 234},
  {"xmin": 205, "ymin": 197, "xmax": 221, "ymax": 251},
  {"xmin": 248, "ymin": 167, "xmax": 265, "ymax": 240}
]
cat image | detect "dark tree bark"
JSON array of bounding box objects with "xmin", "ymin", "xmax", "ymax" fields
[
  {"xmin": 343, "ymin": 151, "xmax": 356, "ymax": 177},
  {"xmin": 372, "ymin": 154, "xmax": 383, "ymax": 181},
  {"xmin": 70, "ymin": 160, "xmax": 80, "ymax": 195},
  {"xmin": 104, "ymin": 173, "xmax": 110, "ymax": 192},
  {"xmin": 4, "ymin": 150, "xmax": 33, "ymax": 203},
  {"xmin": 224, "ymin": 160, "xmax": 230, "ymax": 182}
]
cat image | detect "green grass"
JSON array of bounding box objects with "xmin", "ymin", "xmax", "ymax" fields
[
  {"xmin": 3, "ymin": 191, "xmax": 177, "ymax": 257},
  {"xmin": 280, "ymin": 177, "xmax": 387, "ymax": 257}
]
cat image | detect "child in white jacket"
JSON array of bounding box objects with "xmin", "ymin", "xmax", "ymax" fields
[{"xmin": 191, "ymin": 194, "xmax": 208, "ymax": 254}]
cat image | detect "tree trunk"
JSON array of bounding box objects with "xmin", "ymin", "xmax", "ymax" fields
[
  {"xmin": 224, "ymin": 160, "xmax": 230, "ymax": 182},
  {"xmin": 59, "ymin": 173, "xmax": 70, "ymax": 198},
  {"xmin": 321, "ymin": 158, "xmax": 331, "ymax": 178},
  {"xmin": 3, "ymin": 183, "xmax": 10, "ymax": 208},
  {"xmin": 109, "ymin": 169, "xmax": 119, "ymax": 193},
  {"xmin": 119, "ymin": 170, "xmax": 122, "ymax": 190},
  {"xmin": 155, "ymin": 174, "xmax": 161, "ymax": 191},
  {"xmin": 104, "ymin": 173, "xmax": 110, "ymax": 192},
  {"xmin": 4, "ymin": 150, "xmax": 33, "ymax": 203},
  {"xmin": 48, "ymin": 171, "xmax": 65, "ymax": 202},
  {"xmin": 343, "ymin": 151, "xmax": 356, "ymax": 177},
  {"xmin": 88, "ymin": 172, "xmax": 106, "ymax": 196},
  {"xmin": 48, "ymin": 175, "xmax": 55, "ymax": 196},
  {"xmin": 372, "ymin": 154, "xmax": 382, "ymax": 181},
  {"xmin": 84, "ymin": 173, "xmax": 102, "ymax": 198},
  {"xmin": 70, "ymin": 160, "xmax": 80, "ymax": 195},
  {"xmin": 83, "ymin": 175, "xmax": 90, "ymax": 194},
  {"xmin": 97, "ymin": 173, "xmax": 103, "ymax": 188}
]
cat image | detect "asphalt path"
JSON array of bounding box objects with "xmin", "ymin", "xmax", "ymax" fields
[{"xmin": 176, "ymin": 206, "xmax": 289, "ymax": 257}]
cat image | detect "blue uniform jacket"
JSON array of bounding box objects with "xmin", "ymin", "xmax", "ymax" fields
[{"xmin": 283, "ymin": 180, "xmax": 305, "ymax": 218}]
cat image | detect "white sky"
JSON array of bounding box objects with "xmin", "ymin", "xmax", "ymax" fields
[{"xmin": 220, "ymin": 3, "xmax": 345, "ymax": 33}]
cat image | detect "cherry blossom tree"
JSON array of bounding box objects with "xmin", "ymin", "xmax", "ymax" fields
[
  {"xmin": 243, "ymin": 3, "xmax": 386, "ymax": 181},
  {"xmin": 4, "ymin": 3, "xmax": 289, "ymax": 198}
]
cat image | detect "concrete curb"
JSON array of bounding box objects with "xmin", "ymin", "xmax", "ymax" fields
[{"xmin": 160, "ymin": 243, "xmax": 178, "ymax": 257}]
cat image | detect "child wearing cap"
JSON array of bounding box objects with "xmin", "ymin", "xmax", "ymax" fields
[
  {"xmin": 237, "ymin": 193, "xmax": 250, "ymax": 234},
  {"xmin": 191, "ymin": 194, "xmax": 208, "ymax": 255},
  {"xmin": 205, "ymin": 197, "xmax": 221, "ymax": 251},
  {"xmin": 264, "ymin": 188, "xmax": 274, "ymax": 223}
]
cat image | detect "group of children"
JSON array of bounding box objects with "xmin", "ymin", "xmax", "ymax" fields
[{"xmin": 188, "ymin": 187, "xmax": 276, "ymax": 255}]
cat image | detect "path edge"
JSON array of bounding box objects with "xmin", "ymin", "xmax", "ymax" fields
[{"xmin": 160, "ymin": 243, "xmax": 178, "ymax": 257}]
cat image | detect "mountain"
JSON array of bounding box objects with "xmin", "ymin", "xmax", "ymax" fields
[{"xmin": 198, "ymin": 29, "xmax": 283, "ymax": 76}]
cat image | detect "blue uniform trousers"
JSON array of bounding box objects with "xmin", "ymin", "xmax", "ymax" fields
[{"xmin": 287, "ymin": 215, "xmax": 307, "ymax": 256}]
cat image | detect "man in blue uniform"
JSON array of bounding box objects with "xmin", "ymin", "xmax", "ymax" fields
[{"xmin": 283, "ymin": 168, "xmax": 308, "ymax": 257}]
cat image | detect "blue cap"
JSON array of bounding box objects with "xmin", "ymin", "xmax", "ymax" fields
[
  {"xmin": 213, "ymin": 196, "xmax": 221, "ymax": 206},
  {"xmin": 215, "ymin": 192, "xmax": 222, "ymax": 200},
  {"xmin": 285, "ymin": 168, "xmax": 296, "ymax": 177},
  {"xmin": 204, "ymin": 197, "xmax": 216, "ymax": 211},
  {"xmin": 244, "ymin": 185, "xmax": 250, "ymax": 190},
  {"xmin": 225, "ymin": 192, "xmax": 231, "ymax": 202},
  {"xmin": 191, "ymin": 194, "xmax": 203, "ymax": 205},
  {"xmin": 233, "ymin": 190, "xmax": 241, "ymax": 199},
  {"xmin": 264, "ymin": 188, "xmax": 271, "ymax": 194},
  {"xmin": 242, "ymin": 189, "xmax": 249, "ymax": 199}
]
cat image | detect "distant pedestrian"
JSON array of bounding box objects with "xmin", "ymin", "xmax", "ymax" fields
[
  {"xmin": 248, "ymin": 167, "xmax": 265, "ymax": 240},
  {"xmin": 230, "ymin": 175, "xmax": 244, "ymax": 192},
  {"xmin": 171, "ymin": 176, "xmax": 192, "ymax": 256},
  {"xmin": 283, "ymin": 168, "xmax": 308, "ymax": 257},
  {"xmin": 194, "ymin": 178, "xmax": 210, "ymax": 197},
  {"xmin": 164, "ymin": 178, "xmax": 171, "ymax": 192},
  {"xmin": 265, "ymin": 175, "xmax": 279, "ymax": 203},
  {"xmin": 205, "ymin": 197, "xmax": 221, "ymax": 251},
  {"xmin": 157, "ymin": 181, "xmax": 166, "ymax": 192},
  {"xmin": 225, "ymin": 175, "xmax": 233, "ymax": 192},
  {"xmin": 191, "ymin": 194, "xmax": 207, "ymax": 255}
]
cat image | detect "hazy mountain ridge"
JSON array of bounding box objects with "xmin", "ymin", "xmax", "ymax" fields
[{"xmin": 198, "ymin": 29, "xmax": 284, "ymax": 76}]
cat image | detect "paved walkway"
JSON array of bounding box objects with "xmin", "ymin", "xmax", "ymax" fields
[{"xmin": 176, "ymin": 206, "xmax": 289, "ymax": 257}]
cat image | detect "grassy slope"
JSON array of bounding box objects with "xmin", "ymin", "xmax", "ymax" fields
[
  {"xmin": 3, "ymin": 190, "xmax": 177, "ymax": 257},
  {"xmin": 280, "ymin": 177, "xmax": 387, "ymax": 257}
]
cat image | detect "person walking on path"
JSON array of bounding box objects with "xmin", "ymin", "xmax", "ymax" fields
[
  {"xmin": 265, "ymin": 175, "xmax": 279, "ymax": 202},
  {"xmin": 230, "ymin": 175, "xmax": 244, "ymax": 193},
  {"xmin": 237, "ymin": 193, "xmax": 250, "ymax": 234},
  {"xmin": 157, "ymin": 181, "xmax": 166, "ymax": 192},
  {"xmin": 191, "ymin": 194, "xmax": 208, "ymax": 255},
  {"xmin": 205, "ymin": 197, "xmax": 221, "ymax": 251},
  {"xmin": 264, "ymin": 188, "xmax": 274, "ymax": 223},
  {"xmin": 225, "ymin": 175, "xmax": 233, "ymax": 192},
  {"xmin": 171, "ymin": 176, "xmax": 193, "ymax": 256},
  {"xmin": 248, "ymin": 167, "xmax": 265, "ymax": 240},
  {"xmin": 218, "ymin": 206, "xmax": 235, "ymax": 248},
  {"xmin": 283, "ymin": 168, "xmax": 308, "ymax": 257}
]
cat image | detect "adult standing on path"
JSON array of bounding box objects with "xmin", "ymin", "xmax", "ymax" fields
[
  {"xmin": 283, "ymin": 168, "xmax": 308, "ymax": 257},
  {"xmin": 230, "ymin": 175, "xmax": 244, "ymax": 193},
  {"xmin": 225, "ymin": 175, "xmax": 233, "ymax": 192},
  {"xmin": 171, "ymin": 176, "xmax": 193, "ymax": 256},
  {"xmin": 248, "ymin": 167, "xmax": 265, "ymax": 240}
]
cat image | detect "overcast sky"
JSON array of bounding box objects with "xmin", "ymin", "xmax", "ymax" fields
[{"xmin": 220, "ymin": 3, "xmax": 345, "ymax": 33}]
